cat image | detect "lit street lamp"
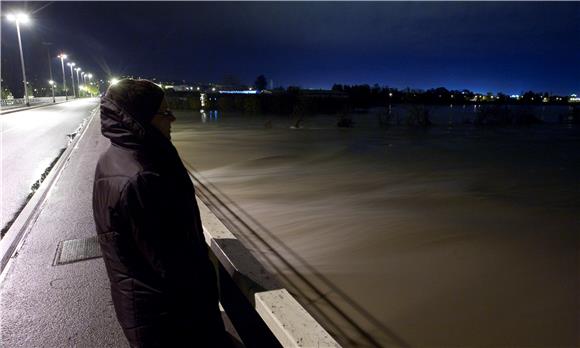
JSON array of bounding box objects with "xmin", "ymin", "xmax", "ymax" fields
[
  {"xmin": 58, "ymin": 53, "xmax": 68, "ymax": 100},
  {"xmin": 74, "ymin": 67, "xmax": 81, "ymax": 97},
  {"xmin": 49, "ymin": 80, "xmax": 56, "ymax": 103},
  {"xmin": 6, "ymin": 12, "xmax": 31, "ymax": 106},
  {"xmin": 67, "ymin": 62, "xmax": 76, "ymax": 98},
  {"xmin": 86, "ymin": 74, "xmax": 94, "ymax": 96}
]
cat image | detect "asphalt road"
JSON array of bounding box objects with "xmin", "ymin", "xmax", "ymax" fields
[{"xmin": 0, "ymin": 98, "xmax": 99, "ymax": 233}]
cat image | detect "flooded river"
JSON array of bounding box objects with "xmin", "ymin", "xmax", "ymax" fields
[{"xmin": 172, "ymin": 105, "xmax": 579, "ymax": 347}]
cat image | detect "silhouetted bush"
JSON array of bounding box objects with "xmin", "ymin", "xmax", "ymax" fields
[
  {"xmin": 475, "ymin": 106, "xmax": 542, "ymax": 126},
  {"xmin": 166, "ymin": 91, "xmax": 201, "ymax": 110},
  {"xmin": 337, "ymin": 112, "xmax": 354, "ymax": 128},
  {"xmin": 404, "ymin": 105, "xmax": 432, "ymax": 127},
  {"xmin": 377, "ymin": 109, "xmax": 393, "ymax": 127},
  {"xmin": 559, "ymin": 106, "xmax": 580, "ymax": 124}
]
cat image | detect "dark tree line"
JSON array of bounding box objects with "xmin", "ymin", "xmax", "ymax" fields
[
  {"xmin": 331, "ymin": 84, "xmax": 572, "ymax": 107},
  {"xmin": 164, "ymin": 78, "xmax": 576, "ymax": 117}
]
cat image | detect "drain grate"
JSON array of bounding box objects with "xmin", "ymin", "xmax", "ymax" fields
[{"xmin": 54, "ymin": 236, "xmax": 102, "ymax": 265}]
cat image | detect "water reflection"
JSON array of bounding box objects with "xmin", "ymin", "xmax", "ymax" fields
[{"xmin": 200, "ymin": 109, "xmax": 220, "ymax": 123}]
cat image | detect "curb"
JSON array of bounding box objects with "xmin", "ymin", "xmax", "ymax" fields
[
  {"xmin": 0, "ymin": 98, "xmax": 83, "ymax": 116},
  {"xmin": 0, "ymin": 107, "xmax": 99, "ymax": 275}
]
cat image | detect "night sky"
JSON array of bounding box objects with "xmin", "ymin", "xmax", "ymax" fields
[{"xmin": 1, "ymin": 1, "xmax": 579, "ymax": 97}]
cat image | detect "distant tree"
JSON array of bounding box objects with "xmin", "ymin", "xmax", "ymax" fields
[
  {"xmin": 254, "ymin": 75, "xmax": 268, "ymax": 91},
  {"xmin": 286, "ymin": 86, "xmax": 301, "ymax": 94},
  {"xmin": 331, "ymin": 84, "xmax": 344, "ymax": 92},
  {"xmin": 522, "ymin": 90, "xmax": 540, "ymax": 103},
  {"xmin": 1, "ymin": 87, "xmax": 13, "ymax": 99},
  {"xmin": 497, "ymin": 92, "xmax": 509, "ymax": 103},
  {"xmin": 25, "ymin": 87, "xmax": 35, "ymax": 98}
]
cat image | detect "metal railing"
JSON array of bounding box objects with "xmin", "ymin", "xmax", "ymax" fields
[{"xmin": 0, "ymin": 96, "xmax": 76, "ymax": 108}]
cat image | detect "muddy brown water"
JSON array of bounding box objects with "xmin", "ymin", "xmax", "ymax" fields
[{"xmin": 172, "ymin": 107, "xmax": 579, "ymax": 347}]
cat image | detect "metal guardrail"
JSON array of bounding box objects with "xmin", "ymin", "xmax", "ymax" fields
[{"xmin": 0, "ymin": 96, "xmax": 76, "ymax": 108}]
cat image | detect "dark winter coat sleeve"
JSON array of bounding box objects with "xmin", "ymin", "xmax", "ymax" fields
[{"xmin": 119, "ymin": 171, "xmax": 203, "ymax": 286}]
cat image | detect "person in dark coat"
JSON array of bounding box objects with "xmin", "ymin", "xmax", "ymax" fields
[{"xmin": 92, "ymin": 79, "xmax": 228, "ymax": 347}]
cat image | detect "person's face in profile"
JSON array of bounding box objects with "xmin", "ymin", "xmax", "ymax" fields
[{"xmin": 151, "ymin": 97, "xmax": 176, "ymax": 139}]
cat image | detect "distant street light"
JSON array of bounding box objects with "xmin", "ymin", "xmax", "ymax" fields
[
  {"xmin": 42, "ymin": 42, "xmax": 54, "ymax": 92},
  {"xmin": 6, "ymin": 12, "xmax": 31, "ymax": 106},
  {"xmin": 67, "ymin": 62, "xmax": 76, "ymax": 97},
  {"xmin": 74, "ymin": 67, "xmax": 81, "ymax": 97},
  {"xmin": 49, "ymin": 80, "xmax": 56, "ymax": 103},
  {"xmin": 58, "ymin": 53, "xmax": 68, "ymax": 100},
  {"xmin": 86, "ymin": 74, "xmax": 93, "ymax": 96},
  {"xmin": 110, "ymin": 78, "xmax": 119, "ymax": 86}
]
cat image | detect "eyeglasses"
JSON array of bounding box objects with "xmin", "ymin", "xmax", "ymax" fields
[{"xmin": 158, "ymin": 110, "xmax": 174, "ymax": 119}]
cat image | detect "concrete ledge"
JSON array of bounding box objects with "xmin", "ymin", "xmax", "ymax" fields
[
  {"xmin": 188, "ymin": 169, "xmax": 340, "ymax": 348},
  {"xmin": 0, "ymin": 107, "xmax": 98, "ymax": 275}
]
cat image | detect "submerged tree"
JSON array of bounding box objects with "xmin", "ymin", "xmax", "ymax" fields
[{"xmin": 254, "ymin": 74, "xmax": 268, "ymax": 91}]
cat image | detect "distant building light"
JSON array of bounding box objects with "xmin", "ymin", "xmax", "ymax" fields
[{"xmin": 219, "ymin": 90, "xmax": 258, "ymax": 95}]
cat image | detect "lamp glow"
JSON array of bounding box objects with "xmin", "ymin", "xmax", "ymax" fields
[
  {"xmin": 18, "ymin": 13, "xmax": 30, "ymax": 23},
  {"xmin": 7, "ymin": 13, "xmax": 30, "ymax": 23}
]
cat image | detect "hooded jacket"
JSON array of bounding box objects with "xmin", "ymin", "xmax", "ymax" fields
[{"xmin": 93, "ymin": 95, "xmax": 226, "ymax": 347}]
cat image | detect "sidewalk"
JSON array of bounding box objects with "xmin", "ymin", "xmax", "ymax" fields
[{"xmin": 0, "ymin": 112, "xmax": 127, "ymax": 346}]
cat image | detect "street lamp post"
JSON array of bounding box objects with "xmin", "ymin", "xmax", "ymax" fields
[
  {"xmin": 86, "ymin": 73, "xmax": 93, "ymax": 96},
  {"xmin": 75, "ymin": 67, "xmax": 81, "ymax": 97},
  {"xmin": 42, "ymin": 42, "xmax": 54, "ymax": 90},
  {"xmin": 49, "ymin": 80, "xmax": 56, "ymax": 103},
  {"xmin": 58, "ymin": 53, "xmax": 67, "ymax": 100},
  {"xmin": 67, "ymin": 62, "xmax": 76, "ymax": 98},
  {"xmin": 7, "ymin": 13, "xmax": 31, "ymax": 106}
]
